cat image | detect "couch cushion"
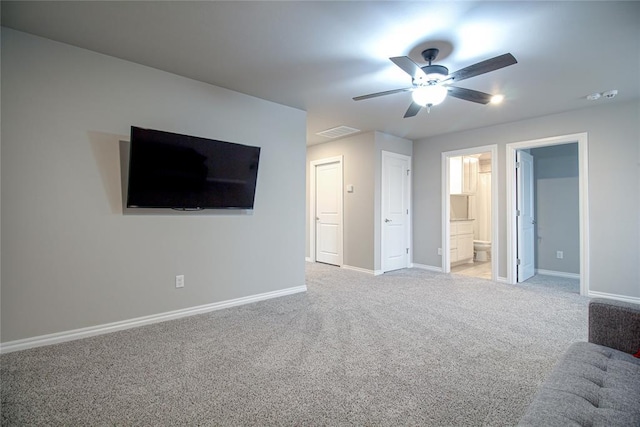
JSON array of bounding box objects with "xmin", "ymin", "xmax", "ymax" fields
[{"xmin": 518, "ymin": 341, "xmax": 640, "ymax": 427}]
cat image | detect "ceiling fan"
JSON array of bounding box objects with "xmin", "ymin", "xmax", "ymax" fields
[{"xmin": 353, "ymin": 48, "xmax": 517, "ymax": 118}]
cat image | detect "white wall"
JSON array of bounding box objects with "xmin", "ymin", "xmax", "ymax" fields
[
  {"xmin": 1, "ymin": 29, "xmax": 307, "ymax": 343},
  {"xmin": 413, "ymin": 100, "xmax": 640, "ymax": 299}
]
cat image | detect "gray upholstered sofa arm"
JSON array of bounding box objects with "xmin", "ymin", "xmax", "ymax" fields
[
  {"xmin": 518, "ymin": 298, "xmax": 640, "ymax": 426},
  {"xmin": 588, "ymin": 298, "xmax": 640, "ymax": 354}
]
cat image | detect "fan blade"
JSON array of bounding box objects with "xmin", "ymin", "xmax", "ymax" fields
[
  {"xmin": 449, "ymin": 53, "xmax": 517, "ymax": 83},
  {"xmin": 448, "ymin": 87, "xmax": 493, "ymax": 104},
  {"xmin": 353, "ymin": 87, "xmax": 413, "ymax": 101},
  {"xmin": 390, "ymin": 56, "xmax": 427, "ymax": 80},
  {"xmin": 403, "ymin": 102, "xmax": 422, "ymax": 118}
]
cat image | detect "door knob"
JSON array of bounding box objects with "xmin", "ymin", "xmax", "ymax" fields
[{"xmin": 385, "ymin": 218, "xmax": 392, "ymax": 223}]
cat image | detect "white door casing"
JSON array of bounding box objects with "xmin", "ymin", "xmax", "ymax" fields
[
  {"xmin": 381, "ymin": 151, "xmax": 411, "ymax": 273},
  {"xmin": 311, "ymin": 157, "xmax": 343, "ymax": 266},
  {"xmin": 506, "ymin": 132, "xmax": 589, "ymax": 296},
  {"xmin": 516, "ymin": 150, "xmax": 535, "ymax": 282}
]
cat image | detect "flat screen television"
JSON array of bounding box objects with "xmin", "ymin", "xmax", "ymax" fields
[{"xmin": 126, "ymin": 126, "xmax": 260, "ymax": 210}]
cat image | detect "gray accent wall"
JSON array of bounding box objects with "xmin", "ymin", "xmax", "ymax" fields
[
  {"xmin": 412, "ymin": 100, "xmax": 640, "ymax": 299},
  {"xmin": 307, "ymin": 133, "xmax": 375, "ymax": 270},
  {"xmin": 306, "ymin": 132, "xmax": 411, "ymax": 272},
  {"xmin": 531, "ymin": 144, "xmax": 580, "ymax": 274},
  {"xmin": 1, "ymin": 29, "xmax": 307, "ymax": 343}
]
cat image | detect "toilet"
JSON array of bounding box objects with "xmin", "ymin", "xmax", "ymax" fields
[{"xmin": 474, "ymin": 240, "xmax": 491, "ymax": 262}]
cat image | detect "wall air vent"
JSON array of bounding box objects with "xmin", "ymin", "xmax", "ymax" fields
[{"xmin": 316, "ymin": 125, "xmax": 360, "ymax": 139}]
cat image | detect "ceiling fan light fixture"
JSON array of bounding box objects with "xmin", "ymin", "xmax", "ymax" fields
[
  {"xmin": 412, "ymin": 85, "xmax": 448, "ymax": 107},
  {"xmin": 355, "ymin": 51, "xmax": 517, "ymax": 118}
]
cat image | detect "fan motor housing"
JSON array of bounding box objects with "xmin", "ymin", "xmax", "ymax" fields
[{"xmin": 419, "ymin": 64, "xmax": 449, "ymax": 83}]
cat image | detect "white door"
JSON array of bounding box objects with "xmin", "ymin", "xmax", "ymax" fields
[
  {"xmin": 516, "ymin": 150, "xmax": 535, "ymax": 282},
  {"xmin": 382, "ymin": 151, "xmax": 411, "ymax": 272},
  {"xmin": 315, "ymin": 160, "xmax": 343, "ymax": 266}
]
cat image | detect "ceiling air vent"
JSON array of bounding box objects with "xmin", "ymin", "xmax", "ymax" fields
[{"xmin": 316, "ymin": 125, "xmax": 360, "ymax": 139}]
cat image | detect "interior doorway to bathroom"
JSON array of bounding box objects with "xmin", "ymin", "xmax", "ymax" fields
[{"xmin": 442, "ymin": 145, "xmax": 498, "ymax": 281}]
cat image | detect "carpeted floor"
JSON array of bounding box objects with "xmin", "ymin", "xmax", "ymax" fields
[
  {"xmin": 1, "ymin": 263, "xmax": 589, "ymax": 426},
  {"xmin": 521, "ymin": 273, "xmax": 581, "ymax": 295}
]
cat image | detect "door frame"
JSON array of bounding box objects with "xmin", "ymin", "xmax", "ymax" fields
[
  {"xmin": 309, "ymin": 156, "xmax": 344, "ymax": 265},
  {"xmin": 506, "ymin": 133, "xmax": 589, "ymax": 295},
  {"xmin": 442, "ymin": 145, "xmax": 498, "ymax": 281},
  {"xmin": 381, "ymin": 151, "xmax": 412, "ymax": 273}
]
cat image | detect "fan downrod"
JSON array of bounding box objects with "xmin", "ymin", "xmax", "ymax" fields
[
  {"xmin": 421, "ymin": 48, "xmax": 440, "ymax": 65},
  {"xmin": 419, "ymin": 48, "xmax": 448, "ymax": 80}
]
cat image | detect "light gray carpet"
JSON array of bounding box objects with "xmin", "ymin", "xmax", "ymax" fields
[
  {"xmin": 1, "ymin": 263, "xmax": 589, "ymax": 426},
  {"xmin": 522, "ymin": 273, "xmax": 581, "ymax": 295}
]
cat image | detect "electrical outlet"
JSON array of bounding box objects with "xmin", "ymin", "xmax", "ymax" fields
[
  {"xmin": 437, "ymin": 248, "xmax": 442, "ymax": 255},
  {"xmin": 175, "ymin": 275, "xmax": 185, "ymax": 288},
  {"xmin": 556, "ymin": 251, "xmax": 563, "ymax": 259}
]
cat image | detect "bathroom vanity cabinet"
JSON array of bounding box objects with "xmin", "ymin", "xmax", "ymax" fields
[
  {"xmin": 450, "ymin": 220, "xmax": 474, "ymax": 264},
  {"xmin": 450, "ymin": 156, "xmax": 478, "ymax": 195}
]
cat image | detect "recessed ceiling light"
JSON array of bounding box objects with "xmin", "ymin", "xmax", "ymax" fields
[
  {"xmin": 490, "ymin": 94, "xmax": 504, "ymax": 104},
  {"xmin": 587, "ymin": 92, "xmax": 601, "ymax": 101}
]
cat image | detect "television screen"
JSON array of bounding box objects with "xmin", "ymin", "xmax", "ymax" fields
[{"xmin": 126, "ymin": 126, "xmax": 260, "ymax": 210}]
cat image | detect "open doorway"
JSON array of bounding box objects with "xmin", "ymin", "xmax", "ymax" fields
[
  {"xmin": 506, "ymin": 133, "xmax": 589, "ymax": 296},
  {"xmin": 442, "ymin": 145, "xmax": 498, "ymax": 281}
]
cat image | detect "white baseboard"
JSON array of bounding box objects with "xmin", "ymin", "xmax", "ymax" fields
[
  {"xmin": 497, "ymin": 276, "xmax": 509, "ymax": 283},
  {"xmin": 536, "ymin": 269, "xmax": 580, "ymax": 279},
  {"xmin": 587, "ymin": 291, "xmax": 640, "ymax": 305},
  {"xmin": 0, "ymin": 285, "xmax": 307, "ymax": 354},
  {"xmin": 307, "ymin": 261, "xmax": 382, "ymax": 275},
  {"xmin": 305, "ymin": 257, "xmax": 313, "ymax": 262},
  {"xmin": 412, "ymin": 263, "xmax": 443, "ymax": 273},
  {"xmin": 341, "ymin": 265, "xmax": 383, "ymax": 275}
]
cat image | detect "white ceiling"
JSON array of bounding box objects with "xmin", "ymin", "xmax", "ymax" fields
[{"xmin": 2, "ymin": 1, "xmax": 639, "ymax": 145}]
